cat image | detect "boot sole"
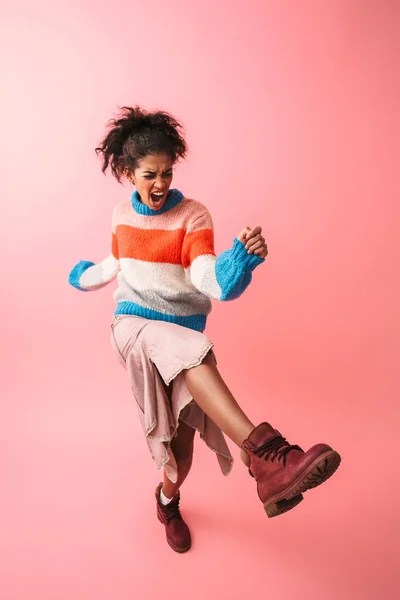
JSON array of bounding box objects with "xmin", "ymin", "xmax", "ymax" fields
[
  {"xmin": 167, "ymin": 539, "xmax": 191, "ymax": 553},
  {"xmin": 264, "ymin": 450, "xmax": 341, "ymax": 518},
  {"xmin": 266, "ymin": 493, "xmax": 304, "ymax": 518},
  {"xmin": 157, "ymin": 514, "xmax": 192, "ymax": 553}
]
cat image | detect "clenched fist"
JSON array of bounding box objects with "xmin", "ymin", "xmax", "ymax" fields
[{"xmin": 237, "ymin": 226, "xmax": 268, "ymax": 259}]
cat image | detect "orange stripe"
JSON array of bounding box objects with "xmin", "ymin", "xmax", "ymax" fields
[
  {"xmin": 182, "ymin": 229, "xmax": 215, "ymax": 268},
  {"xmin": 116, "ymin": 225, "xmax": 186, "ymax": 263},
  {"xmin": 112, "ymin": 233, "xmax": 119, "ymax": 259}
]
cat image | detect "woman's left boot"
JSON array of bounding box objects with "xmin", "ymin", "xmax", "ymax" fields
[{"xmin": 242, "ymin": 423, "xmax": 341, "ymax": 518}]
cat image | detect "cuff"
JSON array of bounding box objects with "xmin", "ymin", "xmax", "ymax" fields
[
  {"xmin": 68, "ymin": 260, "xmax": 95, "ymax": 291},
  {"xmin": 230, "ymin": 238, "xmax": 265, "ymax": 271}
]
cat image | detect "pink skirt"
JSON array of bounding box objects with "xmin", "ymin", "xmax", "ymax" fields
[{"xmin": 110, "ymin": 315, "xmax": 233, "ymax": 483}]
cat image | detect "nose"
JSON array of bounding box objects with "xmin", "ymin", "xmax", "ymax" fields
[{"xmin": 153, "ymin": 176, "xmax": 165, "ymax": 190}]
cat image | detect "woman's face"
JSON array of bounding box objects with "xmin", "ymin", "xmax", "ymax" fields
[{"xmin": 128, "ymin": 153, "xmax": 174, "ymax": 211}]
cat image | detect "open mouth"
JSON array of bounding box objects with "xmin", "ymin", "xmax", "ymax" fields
[{"xmin": 151, "ymin": 192, "xmax": 165, "ymax": 205}]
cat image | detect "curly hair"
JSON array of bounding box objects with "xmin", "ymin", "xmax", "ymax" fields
[{"xmin": 95, "ymin": 106, "xmax": 188, "ymax": 183}]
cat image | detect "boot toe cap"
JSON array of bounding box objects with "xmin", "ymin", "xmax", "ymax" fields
[{"xmin": 166, "ymin": 519, "xmax": 191, "ymax": 553}]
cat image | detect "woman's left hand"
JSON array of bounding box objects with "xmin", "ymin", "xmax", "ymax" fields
[{"xmin": 238, "ymin": 226, "xmax": 268, "ymax": 258}]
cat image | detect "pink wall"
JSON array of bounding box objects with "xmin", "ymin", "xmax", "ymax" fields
[{"xmin": 1, "ymin": 1, "xmax": 399, "ymax": 598}]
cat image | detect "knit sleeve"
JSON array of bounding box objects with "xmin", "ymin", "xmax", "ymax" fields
[
  {"xmin": 68, "ymin": 211, "xmax": 121, "ymax": 292},
  {"xmin": 182, "ymin": 210, "xmax": 264, "ymax": 301}
]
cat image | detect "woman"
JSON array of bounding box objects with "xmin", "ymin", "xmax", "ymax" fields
[{"xmin": 69, "ymin": 106, "xmax": 341, "ymax": 553}]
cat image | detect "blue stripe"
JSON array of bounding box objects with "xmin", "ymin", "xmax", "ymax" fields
[
  {"xmin": 115, "ymin": 302, "xmax": 207, "ymax": 332},
  {"xmin": 68, "ymin": 260, "xmax": 95, "ymax": 291},
  {"xmin": 216, "ymin": 239, "xmax": 264, "ymax": 301}
]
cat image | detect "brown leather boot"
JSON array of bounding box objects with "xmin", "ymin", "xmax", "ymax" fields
[
  {"xmin": 155, "ymin": 483, "xmax": 191, "ymax": 553},
  {"xmin": 242, "ymin": 423, "xmax": 341, "ymax": 518},
  {"xmin": 247, "ymin": 469, "xmax": 304, "ymax": 517}
]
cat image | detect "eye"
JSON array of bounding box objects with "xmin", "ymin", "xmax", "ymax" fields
[{"xmin": 143, "ymin": 171, "xmax": 172, "ymax": 179}]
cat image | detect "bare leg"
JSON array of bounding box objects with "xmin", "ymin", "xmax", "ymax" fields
[
  {"xmin": 183, "ymin": 353, "xmax": 254, "ymax": 466},
  {"xmin": 162, "ymin": 419, "xmax": 196, "ymax": 499}
]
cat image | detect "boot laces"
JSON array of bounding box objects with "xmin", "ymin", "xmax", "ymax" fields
[
  {"xmin": 160, "ymin": 496, "xmax": 183, "ymax": 523},
  {"xmin": 254, "ymin": 432, "xmax": 303, "ymax": 466}
]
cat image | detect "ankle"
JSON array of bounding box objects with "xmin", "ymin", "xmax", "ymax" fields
[
  {"xmin": 160, "ymin": 487, "xmax": 175, "ymax": 506},
  {"xmin": 161, "ymin": 478, "xmax": 180, "ymax": 501},
  {"xmin": 240, "ymin": 449, "xmax": 251, "ymax": 467}
]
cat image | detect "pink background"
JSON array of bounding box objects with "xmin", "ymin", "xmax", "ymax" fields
[{"xmin": 1, "ymin": 1, "xmax": 399, "ymax": 598}]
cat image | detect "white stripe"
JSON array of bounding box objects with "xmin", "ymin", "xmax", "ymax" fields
[
  {"xmin": 80, "ymin": 254, "xmax": 120, "ymax": 290},
  {"xmin": 119, "ymin": 258, "xmax": 193, "ymax": 295},
  {"xmin": 189, "ymin": 254, "xmax": 221, "ymax": 300},
  {"xmin": 114, "ymin": 258, "xmax": 212, "ymax": 316}
]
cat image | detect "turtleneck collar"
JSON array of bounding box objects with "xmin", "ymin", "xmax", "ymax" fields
[{"xmin": 131, "ymin": 189, "xmax": 184, "ymax": 216}]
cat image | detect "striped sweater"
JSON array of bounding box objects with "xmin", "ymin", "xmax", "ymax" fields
[{"xmin": 69, "ymin": 189, "xmax": 264, "ymax": 332}]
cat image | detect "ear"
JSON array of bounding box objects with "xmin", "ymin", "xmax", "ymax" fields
[{"xmin": 124, "ymin": 169, "xmax": 136, "ymax": 185}]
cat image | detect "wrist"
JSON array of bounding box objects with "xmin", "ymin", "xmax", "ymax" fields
[{"xmin": 231, "ymin": 238, "xmax": 265, "ymax": 271}]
